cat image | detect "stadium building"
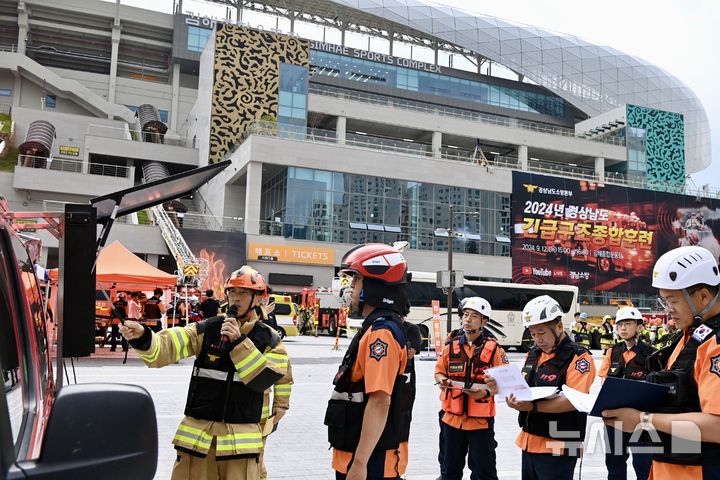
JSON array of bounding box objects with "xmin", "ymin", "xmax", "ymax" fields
[{"xmin": 0, "ymin": 0, "xmax": 713, "ymax": 308}]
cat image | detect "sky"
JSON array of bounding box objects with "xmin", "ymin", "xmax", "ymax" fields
[{"xmin": 110, "ymin": 0, "xmax": 720, "ymax": 190}]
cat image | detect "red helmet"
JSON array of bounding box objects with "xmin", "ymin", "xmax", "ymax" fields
[{"xmin": 340, "ymin": 243, "xmax": 407, "ymax": 285}]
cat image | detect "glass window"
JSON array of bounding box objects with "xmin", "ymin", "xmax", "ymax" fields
[
  {"xmin": 279, "ymin": 63, "xmax": 308, "ymax": 128},
  {"xmin": 45, "ymin": 95, "xmax": 56, "ymax": 108},
  {"xmin": 279, "ymin": 91, "xmax": 292, "ymax": 107},
  {"xmin": 0, "ymin": 89, "xmax": 11, "ymax": 96},
  {"xmin": 187, "ymin": 25, "xmax": 213, "ymax": 52},
  {"xmin": 261, "ymin": 166, "xmax": 516, "ymax": 257},
  {"xmin": 292, "ymin": 93, "xmax": 306, "ymax": 108},
  {"xmin": 309, "ymin": 50, "xmax": 565, "ymax": 117}
]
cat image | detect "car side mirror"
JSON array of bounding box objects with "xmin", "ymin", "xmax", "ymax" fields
[{"xmin": 17, "ymin": 383, "xmax": 157, "ymax": 480}]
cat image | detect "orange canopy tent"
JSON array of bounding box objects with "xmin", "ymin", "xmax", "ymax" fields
[{"xmin": 49, "ymin": 240, "xmax": 177, "ymax": 291}]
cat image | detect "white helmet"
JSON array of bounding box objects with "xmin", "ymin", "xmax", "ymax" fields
[
  {"xmin": 652, "ymin": 246, "xmax": 720, "ymax": 290},
  {"xmin": 461, "ymin": 296, "xmax": 492, "ymax": 319},
  {"xmin": 522, "ymin": 295, "xmax": 563, "ymax": 328},
  {"xmin": 615, "ymin": 306, "xmax": 643, "ymax": 324}
]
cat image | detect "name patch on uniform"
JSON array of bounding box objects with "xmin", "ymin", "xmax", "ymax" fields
[
  {"xmin": 710, "ymin": 354, "xmax": 720, "ymax": 379},
  {"xmin": 692, "ymin": 324, "xmax": 714, "ymax": 343},
  {"xmin": 575, "ymin": 358, "xmax": 591, "ymax": 374},
  {"xmin": 448, "ymin": 362, "xmax": 464, "ymax": 373},
  {"xmin": 369, "ymin": 339, "xmax": 388, "ymax": 361}
]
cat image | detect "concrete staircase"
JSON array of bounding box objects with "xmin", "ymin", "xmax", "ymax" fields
[{"xmin": 1, "ymin": 52, "xmax": 135, "ymax": 122}]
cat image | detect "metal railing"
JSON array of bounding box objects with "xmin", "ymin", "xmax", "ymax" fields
[
  {"xmin": 245, "ymin": 121, "xmax": 719, "ymax": 197},
  {"xmin": 18, "ymin": 155, "xmax": 130, "ymax": 178},
  {"xmin": 258, "ymin": 220, "xmax": 511, "ymax": 256},
  {"xmin": 138, "ymin": 210, "xmax": 244, "ymax": 233},
  {"xmin": 308, "ymin": 84, "xmax": 626, "ymax": 146},
  {"xmin": 86, "ymin": 124, "xmax": 197, "ymax": 149},
  {"xmin": 191, "ymin": 191, "xmax": 224, "ymax": 231}
]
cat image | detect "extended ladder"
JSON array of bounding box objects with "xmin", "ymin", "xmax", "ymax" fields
[{"xmin": 151, "ymin": 204, "xmax": 208, "ymax": 287}]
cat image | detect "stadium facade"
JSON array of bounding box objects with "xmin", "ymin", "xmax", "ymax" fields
[{"xmin": 0, "ymin": 0, "xmax": 712, "ymax": 307}]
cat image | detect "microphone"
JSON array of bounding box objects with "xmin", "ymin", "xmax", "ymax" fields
[{"xmin": 220, "ymin": 305, "xmax": 239, "ymax": 350}]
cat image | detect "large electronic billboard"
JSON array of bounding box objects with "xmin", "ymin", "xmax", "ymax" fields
[
  {"xmin": 512, "ymin": 171, "xmax": 720, "ymax": 294},
  {"xmin": 180, "ymin": 229, "xmax": 247, "ymax": 295}
]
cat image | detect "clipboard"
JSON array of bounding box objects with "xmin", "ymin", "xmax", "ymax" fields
[{"xmin": 564, "ymin": 377, "xmax": 669, "ymax": 417}]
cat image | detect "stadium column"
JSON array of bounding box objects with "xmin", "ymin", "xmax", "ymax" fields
[
  {"xmin": 108, "ymin": 23, "xmax": 121, "ymax": 108},
  {"xmin": 336, "ymin": 116, "xmax": 346, "ymax": 145},
  {"xmin": 16, "ymin": 5, "xmax": 27, "ymax": 56},
  {"xmin": 595, "ymin": 157, "xmax": 605, "ymax": 182},
  {"xmin": 244, "ymin": 161, "xmax": 262, "ymax": 235},
  {"xmin": 14, "ymin": 6, "xmax": 28, "ymax": 108},
  {"xmin": 518, "ymin": 144, "xmax": 528, "ymax": 170},
  {"xmin": 171, "ymin": 63, "xmax": 180, "ymax": 130},
  {"xmin": 432, "ymin": 131, "xmax": 442, "ymax": 159}
]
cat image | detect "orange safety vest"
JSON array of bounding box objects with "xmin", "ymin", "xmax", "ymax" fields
[{"xmin": 441, "ymin": 335, "xmax": 497, "ymax": 418}]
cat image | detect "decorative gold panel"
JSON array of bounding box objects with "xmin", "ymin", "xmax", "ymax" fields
[{"xmin": 209, "ymin": 23, "xmax": 309, "ymax": 164}]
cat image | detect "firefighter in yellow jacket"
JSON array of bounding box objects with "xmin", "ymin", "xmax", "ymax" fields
[{"xmin": 120, "ymin": 266, "xmax": 292, "ymax": 480}]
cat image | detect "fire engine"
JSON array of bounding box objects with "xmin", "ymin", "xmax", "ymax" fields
[
  {"xmin": 0, "ymin": 162, "xmax": 228, "ymax": 479},
  {"xmin": 299, "ymin": 283, "xmax": 348, "ymax": 336}
]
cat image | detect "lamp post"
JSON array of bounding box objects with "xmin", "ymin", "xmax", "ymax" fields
[
  {"xmin": 437, "ymin": 204, "xmax": 479, "ymax": 333},
  {"xmin": 447, "ymin": 204, "xmax": 454, "ymax": 333}
]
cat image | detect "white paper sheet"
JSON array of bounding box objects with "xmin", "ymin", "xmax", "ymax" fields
[
  {"xmin": 530, "ymin": 386, "xmax": 560, "ymax": 401},
  {"xmin": 484, "ymin": 365, "xmax": 557, "ymax": 401},
  {"xmin": 561, "ymin": 385, "xmax": 598, "ymax": 413}
]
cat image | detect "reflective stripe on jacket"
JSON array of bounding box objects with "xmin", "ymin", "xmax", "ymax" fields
[{"xmin": 132, "ymin": 313, "xmax": 290, "ymax": 458}]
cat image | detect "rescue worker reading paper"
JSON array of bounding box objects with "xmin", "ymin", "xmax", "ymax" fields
[
  {"xmin": 120, "ymin": 266, "xmax": 291, "ymax": 480},
  {"xmin": 325, "ymin": 244, "xmax": 412, "ymax": 480},
  {"xmin": 434, "ymin": 296, "xmax": 506, "ymax": 480},
  {"xmin": 602, "ymin": 246, "xmax": 720, "ymax": 480},
  {"xmin": 497, "ymin": 295, "xmax": 596, "ymax": 480}
]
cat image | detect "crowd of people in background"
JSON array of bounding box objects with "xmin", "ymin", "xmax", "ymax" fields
[
  {"xmin": 569, "ymin": 311, "xmax": 679, "ymax": 353},
  {"xmin": 97, "ymin": 288, "xmax": 228, "ymax": 350}
]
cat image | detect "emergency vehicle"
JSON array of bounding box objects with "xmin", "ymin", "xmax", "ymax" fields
[
  {"xmin": 269, "ymin": 294, "xmax": 299, "ymax": 338},
  {"xmin": 0, "ymin": 197, "xmax": 157, "ymax": 479},
  {"xmin": 0, "ymin": 161, "xmax": 229, "ymax": 479},
  {"xmin": 299, "ymin": 282, "xmax": 347, "ymax": 336}
]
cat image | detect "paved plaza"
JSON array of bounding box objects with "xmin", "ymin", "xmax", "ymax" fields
[{"xmin": 73, "ymin": 336, "xmax": 637, "ymax": 479}]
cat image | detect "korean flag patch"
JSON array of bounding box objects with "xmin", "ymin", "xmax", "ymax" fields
[
  {"xmin": 575, "ymin": 357, "xmax": 591, "ymax": 374},
  {"xmin": 692, "ymin": 324, "xmax": 713, "ymax": 343},
  {"xmin": 370, "ymin": 339, "xmax": 388, "ymax": 361}
]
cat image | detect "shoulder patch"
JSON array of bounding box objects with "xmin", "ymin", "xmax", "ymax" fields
[
  {"xmin": 501, "ymin": 353, "xmax": 510, "ymax": 364},
  {"xmin": 692, "ymin": 324, "xmax": 714, "ymax": 343},
  {"xmin": 369, "ymin": 338, "xmax": 388, "ymax": 361},
  {"xmin": 710, "ymin": 354, "xmax": 720, "ymax": 379},
  {"xmin": 575, "ymin": 357, "xmax": 591, "ymax": 374}
]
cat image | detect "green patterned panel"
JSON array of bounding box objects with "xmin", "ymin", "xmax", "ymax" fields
[{"xmin": 626, "ymin": 104, "xmax": 685, "ymax": 191}]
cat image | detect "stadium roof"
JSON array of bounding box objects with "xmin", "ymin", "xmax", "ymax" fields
[{"xmin": 233, "ymin": 0, "xmax": 709, "ymax": 172}]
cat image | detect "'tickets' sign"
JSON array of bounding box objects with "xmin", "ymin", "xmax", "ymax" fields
[
  {"xmin": 248, "ymin": 243, "xmax": 335, "ymax": 266},
  {"xmin": 511, "ymin": 171, "xmax": 720, "ymax": 294}
]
